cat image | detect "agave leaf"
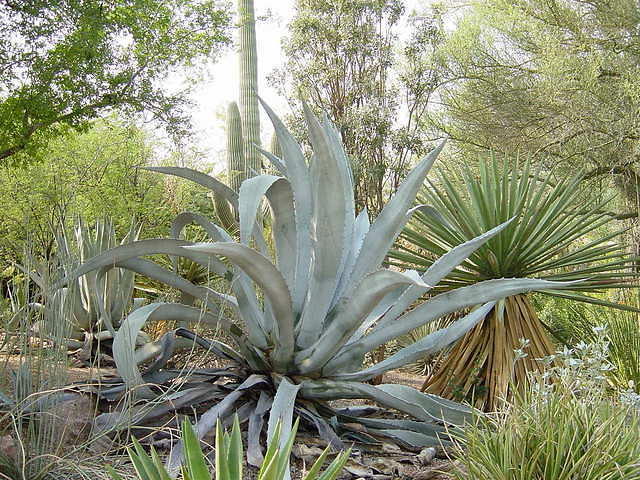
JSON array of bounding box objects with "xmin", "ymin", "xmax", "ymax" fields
[
  {"xmin": 185, "ymin": 242, "xmax": 295, "ymax": 370},
  {"xmin": 384, "ymin": 220, "xmax": 513, "ymax": 324},
  {"xmin": 297, "ymin": 270, "xmax": 428, "ymax": 373},
  {"xmin": 329, "ymin": 278, "xmax": 577, "ymax": 372},
  {"xmin": 296, "ymin": 104, "xmax": 349, "ymax": 349},
  {"xmin": 259, "ymin": 97, "xmax": 313, "ymax": 314},
  {"xmin": 144, "ymin": 166, "xmax": 239, "ymax": 210},
  {"xmin": 330, "ymin": 302, "xmax": 495, "ymax": 380},
  {"xmin": 366, "ymin": 429, "xmax": 442, "ymax": 448},
  {"xmin": 238, "ymin": 175, "xmax": 297, "ymax": 293},
  {"xmin": 356, "ymin": 383, "xmax": 471, "ymax": 426},
  {"xmin": 321, "ymin": 114, "xmax": 356, "ymax": 309},
  {"xmin": 239, "ymin": 175, "xmax": 283, "ymax": 244},
  {"xmin": 332, "ymin": 208, "xmax": 370, "ymax": 309},
  {"xmin": 256, "ymin": 145, "xmax": 287, "ymax": 175},
  {"xmin": 52, "ymin": 239, "xmax": 221, "ymax": 292},
  {"xmin": 117, "ymin": 258, "xmax": 236, "ymax": 312},
  {"xmin": 170, "ymin": 219, "xmax": 269, "ymax": 347},
  {"xmin": 93, "ymin": 258, "xmax": 233, "ymax": 336},
  {"xmin": 267, "ymin": 377, "xmax": 300, "ymax": 454},
  {"xmin": 247, "ymin": 391, "xmax": 272, "ymax": 467},
  {"xmin": 113, "ymin": 303, "xmax": 231, "ymax": 395},
  {"xmin": 346, "ymin": 141, "xmax": 445, "ymax": 294},
  {"xmin": 267, "ymin": 178, "xmax": 298, "ymax": 295}
]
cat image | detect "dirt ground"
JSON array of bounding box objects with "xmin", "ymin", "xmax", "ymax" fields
[{"xmin": 0, "ymin": 354, "xmax": 457, "ymax": 479}]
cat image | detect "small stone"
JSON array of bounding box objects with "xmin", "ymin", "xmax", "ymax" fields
[
  {"xmin": 417, "ymin": 447, "xmax": 437, "ymax": 466},
  {"xmin": 0, "ymin": 435, "xmax": 17, "ymax": 460}
]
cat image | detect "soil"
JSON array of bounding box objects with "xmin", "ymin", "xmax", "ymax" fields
[{"xmin": 0, "ymin": 354, "xmax": 458, "ymax": 479}]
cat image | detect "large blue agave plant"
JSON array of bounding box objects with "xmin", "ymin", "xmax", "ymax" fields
[{"xmin": 57, "ymin": 101, "xmax": 571, "ymax": 472}]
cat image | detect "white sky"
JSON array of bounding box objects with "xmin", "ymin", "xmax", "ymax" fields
[{"xmin": 178, "ymin": 0, "xmax": 423, "ymax": 171}]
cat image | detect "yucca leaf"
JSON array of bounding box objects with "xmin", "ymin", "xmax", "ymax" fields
[
  {"xmin": 182, "ymin": 420, "xmax": 210, "ymax": 480},
  {"xmin": 228, "ymin": 415, "xmax": 243, "ymax": 480}
]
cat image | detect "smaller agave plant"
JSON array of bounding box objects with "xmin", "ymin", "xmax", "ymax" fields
[
  {"xmin": 56, "ymin": 101, "xmax": 572, "ymax": 472},
  {"xmin": 25, "ymin": 220, "xmax": 147, "ymax": 356}
]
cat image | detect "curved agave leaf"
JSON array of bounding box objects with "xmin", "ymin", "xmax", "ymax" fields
[
  {"xmin": 238, "ymin": 175, "xmax": 298, "ymax": 294},
  {"xmin": 331, "ymin": 208, "xmax": 370, "ymax": 310},
  {"xmin": 266, "ymin": 178, "xmax": 297, "ymax": 294},
  {"xmin": 144, "ymin": 166, "xmax": 239, "ymax": 210},
  {"xmin": 296, "ymin": 270, "xmax": 428, "ymax": 374},
  {"xmin": 259, "ymin": 97, "xmax": 313, "ymax": 314},
  {"xmin": 330, "ymin": 302, "xmax": 495, "ymax": 380},
  {"xmin": 239, "ymin": 174, "xmax": 284, "ymax": 244},
  {"xmin": 172, "ymin": 213, "xmax": 270, "ymax": 347},
  {"xmin": 321, "ymin": 114, "xmax": 356, "ymax": 307},
  {"xmin": 346, "ymin": 141, "xmax": 445, "ymax": 295},
  {"xmin": 266, "ymin": 377, "xmax": 301, "ymax": 480},
  {"xmin": 113, "ymin": 303, "xmax": 231, "ymax": 397},
  {"xmin": 297, "ymin": 104, "xmax": 349, "ymax": 349},
  {"xmin": 301, "ymin": 379, "xmax": 471, "ymax": 426},
  {"xmin": 382, "ymin": 220, "xmax": 513, "ymax": 326},
  {"xmin": 52, "ymin": 239, "xmax": 220, "ymax": 291},
  {"xmin": 257, "ymin": 145, "xmax": 287, "ymax": 175},
  {"xmin": 329, "ymin": 278, "xmax": 576, "ymax": 371},
  {"xmin": 185, "ymin": 242, "xmax": 295, "ymax": 370}
]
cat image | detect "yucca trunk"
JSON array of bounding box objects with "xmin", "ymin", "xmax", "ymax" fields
[{"xmin": 422, "ymin": 294, "xmax": 556, "ymax": 411}]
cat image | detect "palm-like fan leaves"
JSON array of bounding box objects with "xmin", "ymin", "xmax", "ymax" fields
[
  {"xmin": 389, "ymin": 159, "xmax": 638, "ymax": 410},
  {"xmin": 57, "ymin": 106, "xmax": 574, "ymax": 469}
]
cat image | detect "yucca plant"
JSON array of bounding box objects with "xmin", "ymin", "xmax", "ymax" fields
[
  {"xmin": 108, "ymin": 417, "xmax": 349, "ymax": 480},
  {"xmin": 56, "ymin": 102, "xmax": 573, "ymax": 470},
  {"xmin": 389, "ymin": 159, "xmax": 638, "ymax": 410}
]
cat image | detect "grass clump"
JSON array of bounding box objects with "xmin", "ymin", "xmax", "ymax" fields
[{"xmin": 451, "ymin": 328, "xmax": 640, "ymax": 480}]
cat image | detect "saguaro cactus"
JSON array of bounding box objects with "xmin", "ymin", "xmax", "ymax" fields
[
  {"xmin": 238, "ymin": 0, "xmax": 261, "ymax": 181},
  {"xmin": 226, "ymin": 102, "xmax": 245, "ymax": 192},
  {"xmin": 214, "ymin": 0, "xmax": 261, "ymax": 230}
]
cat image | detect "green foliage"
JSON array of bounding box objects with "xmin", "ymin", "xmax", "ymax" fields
[
  {"xmin": 275, "ymin": 0, "xmax": 440, "ymax": 213},
  {"xmin": 538, "ymin": 296, "xmax": 640, "ymax": 393},
  {"xmin": 390, "ymin": 159, "xmax": 637, "ymax": 410},
  {"xmin": 58, "ymin": 102, "xmax": 572, "ymax": 463},
  {"xmin": 108, "ymin": 418, "xmax": 350, "ymax": 480},
  {"xmin": 391, "ymin": 159, "xmax": 636, "ymax": 304},
  {"xmin": 0, "ymin": 0, "xmax": 231, "ymax": 163},
  {"xmin": 0, "ymin": 119, "xmax": 201, "ymax": 270},
  {"xmin": 451, "ymin": 337, "xmax": 640, "ymax": 480},
  {"xmin": 432, "ymin": 0, "xmax": 640, "ymax": 216}
]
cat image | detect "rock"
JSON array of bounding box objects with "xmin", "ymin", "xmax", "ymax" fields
[
  {"xmin": 45, "ymin": 393, "xmax": 95, "ymax": 452},
  {"xmin": 418, "ymin": 447, "xmax": 437, "ymax": 466},
  {"xmin": 0, "ymin": 435, "xmax": 17, "ymax": 460},
  {"xmin": 292, "ymin": 444, "xmax": 325, "ymax": 463}
]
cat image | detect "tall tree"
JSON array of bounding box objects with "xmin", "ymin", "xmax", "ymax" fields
[
  {"xmin": 432, "ymin": 0, "xmax": 640, "ymax": 215},
  {"xmin": 274, "ymin": 0, "xmax": 441, "ymax": 213},
  {"xmin": 0, "ymin": 0, "xmax": 231, "ymax": 164}
]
